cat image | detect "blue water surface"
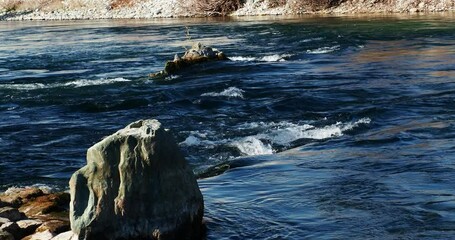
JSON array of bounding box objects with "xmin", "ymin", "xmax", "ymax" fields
[{"xmin": 1, "ymin": 14, "xmax": 455, "ymax": 239}]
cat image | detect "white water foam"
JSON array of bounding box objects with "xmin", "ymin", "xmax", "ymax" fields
[
  {"xmin": 4, "ymin": 184, "xmax": 54, "ymax": 195},
  {"xmin": 231, "ymin": 136, "xmax": 274, "ymax": 156},
  {"xmin": 90, "ymin": 58, "xmax": 142, "ymax": 64},
  {"xmin": 164, "ymin": 75, "xmax": 181, "ymax": 81},
  {"xmin": 0, "ymin": 83, "xmax": 47, "ymax": 90},
  {"xmin": 201, "ymin": 87, "xmax": 245, "ymax": 99},
  {"xmin": 0, "ymin": 77, "xmax": 131, "ymax": 90},
  {"xmin": 240, "ymin": 118, "xmax": 371, "ymax": 153},
  {"xmin": 260, "ymin": 118, "xmax": 371, "ymax": 144},
  {"xmin": 181, "ymin": 135, "xmax": 202, "ymax": 146},
  {"xmin": 180, "ymin": 131, "xmax": 217, "ymax": 147},
  {"xmin": 63, "ymin": 78, "xmax": 131, "ymax": 88},
  {"xmin": 306, "ymin": 45, "xmax": 340, "ymax": 54},
  {"xmin": 301, "ymin": 37, "xmax": 324, "ymax": 43},
  {"xmin": 230, "ymin": 54, "xmax": 291, "ymax": 62},
  {"xmin": 229, "ymin": 56, "xmax": 257, "ymax": 62},
  {"xmin": 257, "ymin": 123, "xmax": 314, "ymax": 145},
  {"xmin": 180, "ymin": 118, "xmax": 371, "ymax": 157}
]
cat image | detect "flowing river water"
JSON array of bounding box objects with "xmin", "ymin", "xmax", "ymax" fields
[{"xmin": 1, "ymin": 14, "xmax": 455, "ymax": 239}]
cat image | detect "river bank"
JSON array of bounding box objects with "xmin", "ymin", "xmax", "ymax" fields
[
  {"xmin": 0, "ymin": 0, "xmax": 454, "ymax": 21},
  {"xmin": 1, "ymin": 14, "xmax": 455, "ymax": 239}
]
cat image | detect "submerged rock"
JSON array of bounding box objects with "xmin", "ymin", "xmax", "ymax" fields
[
  {"xmin": 150, "ymin": 42, "xmax": 228, "ymax": 79},
  {"xmin": 69, "ymin": 119, "xmax": 204, "ymax": 239}
]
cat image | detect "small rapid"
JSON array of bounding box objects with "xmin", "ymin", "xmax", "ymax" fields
[
  {"xmin": 181, "ymin": 118, "xmax": 371, "ymax": 157},
  {"xmin": 229, "ymin": 54, "xmax": 292, "ymax": 62}
]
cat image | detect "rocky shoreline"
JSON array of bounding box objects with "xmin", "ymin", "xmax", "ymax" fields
[
  {"xmin": 0, "ymin": 187, "xmax": 72, "ymax": 240},
  {"xmin": 0, "ymin": 0, "xmax": 454, "ymax": 21},
  {"xmin": 0, "ymin": 120, "xmax": 204, "ymax": 240}
]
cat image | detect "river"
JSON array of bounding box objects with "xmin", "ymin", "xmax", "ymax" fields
[{"xmin": 1, "ymin": 14, "xmax": 455, "ymax": 239}]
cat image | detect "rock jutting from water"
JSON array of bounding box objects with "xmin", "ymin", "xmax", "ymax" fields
[
  {"xmin": 69, "ymin": 119, "xmax": 204, "ymax": 240},
  {"xmin": 149, "ymin": 42, "xmax": 228, "ymax": 79}
]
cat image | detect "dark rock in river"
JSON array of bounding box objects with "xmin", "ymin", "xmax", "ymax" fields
[
  {"xmin": 149, "ymin": 42, "xmax": 228, "ymax": 79},
  {"xmin": 69, "ymin": 119, "xmax": 204, "ymax": 240}
]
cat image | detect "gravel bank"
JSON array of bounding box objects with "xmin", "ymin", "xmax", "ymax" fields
[
  {"xmin": 0, "ymin": 0, "xmax": 454, "ymax": 21},
  {"xmin": 0, "ymin": 0, "xmax": 186, "ymax": 21},
  {"xmin": 233, "ymin": 0, "xmax": 455, "ymax": 16}
]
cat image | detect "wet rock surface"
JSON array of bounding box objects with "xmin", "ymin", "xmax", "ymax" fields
[{"xmin": 150, "ymin": 42, "xmax": 228, "ymax": 79}]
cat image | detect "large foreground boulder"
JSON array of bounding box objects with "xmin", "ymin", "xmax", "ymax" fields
[{"xmin": 69, "ymin": 119, "xmax": 204, "ymax": 240}]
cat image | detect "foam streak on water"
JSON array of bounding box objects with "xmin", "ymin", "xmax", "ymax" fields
[
  {"xmin": 0, "ymin": 78, "xmax": 131, "ymax": 90},
  {"xmin": 181, "ymin": 118, "xmax": 371, "ymax": 156},
  {"xmin": 230, "ymin": 54, "xmax": 292, "ymax": 62},
  {"xmin": 306, "ymin": 45, "xmax": 340, "ymax": 54},
  {"xmin": 201, "ymin": 87, "xmax": 245, "ymax": 99}
]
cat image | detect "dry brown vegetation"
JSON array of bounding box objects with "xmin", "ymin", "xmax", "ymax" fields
[
  {"xmin": 110, "ymin": 0, "xmax": 137, "ymax": 9},
  {"xmin": 0, "ymin": 0, "xmax": 23, "ymax": 11},
  {"xmin": 180, "ymin": 0, "xmax": 351, "ymax": 16},
  {"xmin": 61, "ymin": 0, "xmax": 111, "ymax": 9},
  {"xmin": 267, "ymin": 0, "xmax": 286, "ymax": 8},
  {"xmin": 182, "ymin": 0, "xmax": 244, "ymax": 16},
  {"xmin": 288, "ymin": 0, "xmax": 346, "ymax": 11},
  {"xmin": 0, "ymin": 0, "xmax": 63, "ymax": 12}
]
